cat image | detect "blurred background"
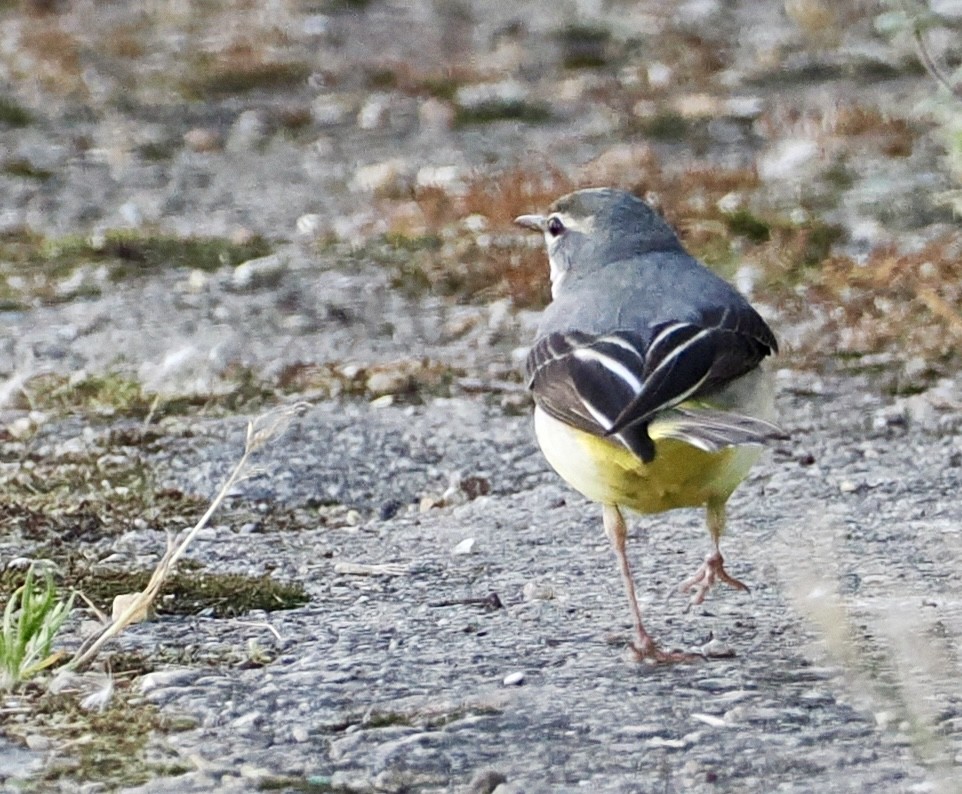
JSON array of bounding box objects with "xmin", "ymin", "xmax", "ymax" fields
[{"xmin": 1, "ymin": 0, "xmax": 962, "ymax": 388}]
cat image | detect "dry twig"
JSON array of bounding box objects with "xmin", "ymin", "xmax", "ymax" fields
[{"xmin": 64, "ymin": 402, "xmax": 309, "ymax": 672}]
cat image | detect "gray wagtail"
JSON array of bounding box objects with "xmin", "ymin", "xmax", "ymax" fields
[{"xmin": 515, "ymin": 187, "xmax": 785, "ymax": 662}]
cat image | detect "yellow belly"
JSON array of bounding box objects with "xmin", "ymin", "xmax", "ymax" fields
[{"xmin": 534, "ymin": 407, "xmax": 761, "ymax": 514}]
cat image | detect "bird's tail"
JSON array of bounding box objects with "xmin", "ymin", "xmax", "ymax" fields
[{"xmin": 649, "ymin": 407, "xmax": 788, "ymax": 453}]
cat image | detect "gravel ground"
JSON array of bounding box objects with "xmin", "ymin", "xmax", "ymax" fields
[{"xmin": 2, "ymin": 1, "xmax": 962, "ymax": 792}]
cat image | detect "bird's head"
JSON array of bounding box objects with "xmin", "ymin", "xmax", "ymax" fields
[{"xmin": 515, "ymin": 188, "xmax": 681, "ymax": 298}]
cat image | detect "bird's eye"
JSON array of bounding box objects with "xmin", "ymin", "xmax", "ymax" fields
[{"xmin": 546, "ymin": 216, "xmax": 565, "ymax": 237}]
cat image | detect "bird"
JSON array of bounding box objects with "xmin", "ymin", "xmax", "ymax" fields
[{"xmin": 515, "ymin": 187, "xmax": 784, "ymax": 662}]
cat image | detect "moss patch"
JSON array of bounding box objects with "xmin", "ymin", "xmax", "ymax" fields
[
  {"xmin": 76, "ymin": 569, "xmax": 308, "ymax": 618},
  {"xmin": 276, "ymin": 357, "xmax": 462, "ymax": 402},
  {"xmin": 723, "ymin": 209, "xmax": 771, "ymax": 243},
  {"xmin": 181, "ymin": 52, "xmax": 312, "ymax": 100},
  {"xmin": 454, "ymin": 99, "xmax": 551, "ymax": 127},
  {"xmin": 0, "ymin": 95, "xmax": 32, "ymax": 127},
  {"xmin": 15, "ymin": 368, "xmax": 278, "ymax": 423},
  {"xmin": 324, "ymin": 0, "xmax": 378, "ymax": 9},
  {"xmin": 638, "ymin": 111, "xmax": 690, "ymax": 141},
  {"xmin": 363, "ymin": 62, "xmax": 482, "ymax": 102},
  {"xmin": 555, "ymin": 23, "xmax": 613, "ymax": 69},
  {"xmin": 360, "ymin": 230, "xmax": 551, "ymax": 308},
  {"xmin": 136, "ymin": 140, "xmax": 180, "ymax": 161},
  {"xmin": 0, "ymin": 229, "xmax": 271, "ymax": 307},
  {"xmin": 0, "ymin": 562, "xmax": 306, "ymax": 636},
  {"xmin": 0, "ymin": 421, "xmax": 326, "ymax": 552},
  {"xmin": 22, "ymin": 372, "xmax": 152, "ymax": 418},
  {"xmin": 2, "ymin": 158, "xmax": 53, "ymax": 181},
  {"xmin": 0, "ymin": 479, "xmax": 208, "ymax": 545},
  {"xmin": 259, "ymin": 776, "xmax": 346, "ymax": 792},
  {"xmin": 51, "ymin": 230, "xmax": 272, "ymax": 275},
  {"xmin": 328, "ymin": 702, "xmax": 503, "ymax": 735},
  {"xmin": 3, "ymin": 688, "xmax": 192, "ymax": 790}
]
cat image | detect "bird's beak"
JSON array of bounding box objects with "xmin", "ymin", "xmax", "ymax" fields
[{"xmin": 514, "ymin": 214, "xmax": 546, "ymax": 232}]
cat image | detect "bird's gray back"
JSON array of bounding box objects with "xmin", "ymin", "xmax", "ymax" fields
[{"xmin": 537, "ymin": 250, "xmax": 765, "ymax": 343}]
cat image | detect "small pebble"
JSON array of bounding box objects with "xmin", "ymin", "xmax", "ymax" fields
[
  {"xmin": 379, "ymin": 499, "xmax": 404, "ymax": 521},
  {"xmin": 416, "ymin": 164, "xmax": 461, "ymax": 189},
  {"xmin": 418, "ymin": 98, "xmax": 455, "ymax": 132},
  {"xmin": 758, "ymin": 138, "xmax": 819, "ymax": 182},
  {"xmin": 226, "ymin": 110, "xmax": 267, "ymax": 152},
  {"xmin": 522, "ymin": 581, "xmax": 555, "ymax": 601},
  {"xmin": 24, "ymin": 734, "xmax": 50, "ymax": 751},
  {"xmin": 502, "ymin": 671, "xmax": 525, "ymax": 686},
  {"xmin": 296, "ymin": 213, "xmax": 323, "ymax": 236},
  {"xmin": 466, "ymin": 768, "xmax": 508, "ymax": 794},
  {"xmin": 459, "ymin": 475, "xmax": 491, "ymax": 500},
  {"xmin": 691, "ymin": 712, "xmax": 728, "ymax": 728},
  {"xmin": 232, "ymin": 712, "xmax": 262, "ymax": 730},
  {"xmin": 647, "ymin": 62, "xmax": 672, "ymax": 88},
  {"xmin": 646, "ymin": 736, "xmax": 690, "ymax": 749},
  {"xmin": 873, "ymin": 711, "xmax": 895, "ymax": 729},
  {"xmin": 186, "ymin": 269, "xmax": 208, "ymax": 292},
  {"xmin": 139, "ymin": 668, "xmax": 201, "ymax": 693},
  {"xmin": 291, "ymin": 725, "xmax": 310, "ymax": 743},
  {"xmin": 231, "ymin": 254, "xmax": 287, "ymax": 290},
  {"xmin": 183, "ymin": 127, "xmax": 221, "ymax": 152},
  {"xmin": 7, "ymin": 417, "xmax": 35, "ymax": 439},
  {"xmin": 350, "ymin": 158, "xmax": 410, "ymax": 194},
  {"xmin": 441, "ymin": 485, "xmax": 468, "ymax": 507},
  {"xmin": 700, "ymin": 638, "xmax": 735, "ymax": 658},
  {"xmin": 239, "ymin": 763, "xmax": 273, "ymax": 780},
  {"xmin": 357, "ymin": 93, "xmax": 391, "ymax": 130},
  {"xmin": 420, "ymin": 496, "xmax": 442, "ymax": 512}
]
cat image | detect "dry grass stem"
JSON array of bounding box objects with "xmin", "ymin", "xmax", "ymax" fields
[
  {"xmin": 332, "ymin": 562, "xmax": 409, "ymax": 577},
  {"xmin": 64, "ymin": 402, "xmax": 309, "ymax": 672},
  {"xmin": 914, "ymin": 286, "xmax": 962, "ymax": 337},
  {"xmin": 909, "ymin": 17, "xmax": 962, "ymax": 101},
  {"xmin": 230, "ymin": 620, "xmax": 283, "ymax": 642}
]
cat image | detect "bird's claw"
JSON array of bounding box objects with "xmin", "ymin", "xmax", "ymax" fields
[
  {"xmin": 627, "ymin": 635, "xmax": 703, "ymax": 664},
  {"xmin": 680, "ymin": 551, "xmax": 749, "ymax": 605}
]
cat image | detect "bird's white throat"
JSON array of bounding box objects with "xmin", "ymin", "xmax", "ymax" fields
[{"xmin": 548, "ymin": 253, "xmax": 566, "ymax": 298}]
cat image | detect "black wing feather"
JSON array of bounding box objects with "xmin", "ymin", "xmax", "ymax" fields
[
  {"xmin": 606, "ymin": 307, "xmax": 774, "ymax": 436},
  {"xmin": 526, "ymin": 306, "xmax": 776, "ymax": 463}
]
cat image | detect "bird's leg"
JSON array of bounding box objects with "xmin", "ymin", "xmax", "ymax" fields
[
  {"xmin": 680, "ymin": 499, "xmax": 749, "ymax": 605},
  {"xmin": 602, "ymin": 504, "xmax": 698, "ymax": 663}
]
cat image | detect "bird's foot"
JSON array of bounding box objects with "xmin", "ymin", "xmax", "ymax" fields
[
  {"xmin": 679, "ymin": 550, "xmax": 749, "ymax": 605},
  {"xmin": 628, "ymin": 634, "xmax": 702, "ymax": 664}
]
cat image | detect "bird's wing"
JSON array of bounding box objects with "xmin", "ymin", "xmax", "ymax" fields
[
  {"xmin": 648, "ymin": 406, "xmax": 788, "ymax": 453},
  {"xmin": 526, "ymin": 307, "xmax": 776, "ymax": 462},
  {"xmin": 606, "ymin": 305, "xmax": 776, "ymax": 436}
]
